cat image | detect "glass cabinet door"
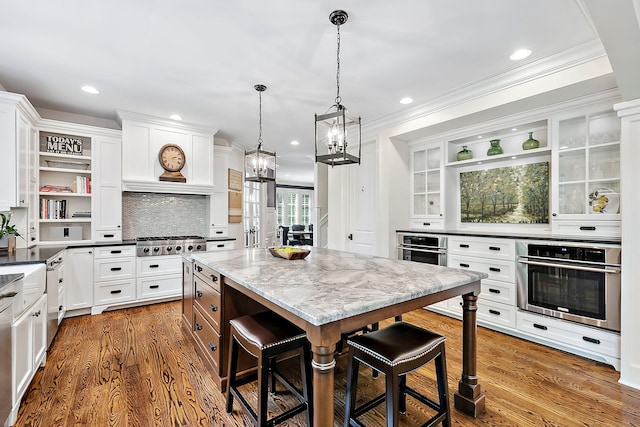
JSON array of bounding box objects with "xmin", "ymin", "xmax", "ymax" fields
[
  {"xmin": 411, "ymin": 143, "xmax": 442, "ymax": 217},
  {"xmin": 556, "ymin": 110, "xmax": 620, "ymax": 217}
]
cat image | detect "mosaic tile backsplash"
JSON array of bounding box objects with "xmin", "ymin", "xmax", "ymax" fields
[{"xmin": 122, "ymin": 192, "xmax": 208, "ymax": 239}]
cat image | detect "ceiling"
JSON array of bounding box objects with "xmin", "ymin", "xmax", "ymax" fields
[{"xmin": 0, "ymin": 1, "xmax": 606, "ymax": 185}]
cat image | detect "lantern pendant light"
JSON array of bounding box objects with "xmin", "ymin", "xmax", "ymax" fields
[
  {"xmin": 245, "ymin": 84, "xmax": 276, "ymax": 182},
  {"xmin": 315, "ymin": 10, "xmax": 362, "ymax": 167}
]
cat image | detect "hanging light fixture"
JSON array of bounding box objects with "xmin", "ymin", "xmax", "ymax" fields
[
  {"xmin": 315, "ymin": 10, "xmax": 362, "ymax": 167},
  {"xmin": 245, "ymin": 84, "xmax": 276, "ymax": 182}
]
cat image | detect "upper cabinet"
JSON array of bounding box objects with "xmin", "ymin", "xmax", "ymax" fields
[
  {"xmin": 0, "ymin": 92, "xmax": 39, "ymax": 211},
  {"xmin": 93, "ymin": 135, "xmax": 123, "ymax": 242},
  {"xmin": 118, "ymin": 111, "xmax": 217, "ymax": 195},
  {"xmin": 409, "ymin": 142, "xmax": 444, "ymax": 231},
  {"xmin": 551, "ymin": 103, "xmax": 621, "ymax": 237}
]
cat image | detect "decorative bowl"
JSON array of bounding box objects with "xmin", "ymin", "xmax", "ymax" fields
[{"xmin": 269, "ymin": 247, "xmax": 310, "ymax": 260}]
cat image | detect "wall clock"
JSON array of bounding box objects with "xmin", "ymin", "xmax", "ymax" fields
[{"xmin": 158, "ymin": 143, "xmax": 187, "ymax": 183}]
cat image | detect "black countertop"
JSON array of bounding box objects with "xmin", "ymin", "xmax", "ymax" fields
[
  {"xmin": 396, "ymin": 229, "xmax": 621, "ymax": 245},
  {"xmin": 0, "ymin": 273, "xmax": 24, "ymax": 291}
]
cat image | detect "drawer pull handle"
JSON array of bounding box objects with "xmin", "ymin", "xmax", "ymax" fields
[
  {"xmin": 110, "ymin": 250, "xmax": 121, "ymax": 254},
  {"xmin": 33, "ymin": 310, "xmax": 42, "ymax": 317},
  {"xmin": 195, "ymin": 323, "xmax": 202, "ymax": 331},
  {"xmin": 209, "ymin": 342, "xmax": 217, "ymax": 352},
  {"xmin": 104, "ymin": 234, "xmax": 115, "ymax": 238},
  {"xmin": 217, "ymin": 244, "xmax": 224, "ymax": 248},
  {"xmin": 489, "ymin": 246, "xmax": 500, "ymax": 251},
  {"xmin": 488, "ymin": 309, "xmax": 501, "ymax": 316},
  {"xmin": 580, "ymin": 226, "xmax": 597, "ymax": 231},
  {"xmin": 150, "ymin": 285, "xmax": 159, "ymax": 289},
  {"xmin": 459, "ymin": 244, "xmax": 469, "ymax": 248},
  {"xmin": 150, "ymin": 264, "xmax": 159, "ymax": 268},
  {"xmin": 459, "ymin": 263, "xmax": 470, "ymax": 268},
  {"xmin": 110, "ymin": 267, "xmax": 122, "ymax": 271},
  {"xmin": 59, "ymin": 278, "xmax": 63, "ymax": 283},
  {"xmin": 110, "ymin": 290, "xmax": 122, "ymax": 295},
  {"xmin": 210, "ymin": 275, "xmax": 218, "ymax": 282},
  {"xmin": 423, "ymin": 222, "xmax": 431, "ymax": 226},
  {"xmin": 216, "ymin": 231, "xmax": 223, "ymax": 234},
  {"xmin": 196, "ymin": 266, "xmax": 203, "ymax": 272},
  {"xmin": 489, "ymin": 267, "xmax": 501, "ymax": 272},
  {"xmin": 209, "ymin": 304, "xmax": 218, "ymax": 312},
  {"xmin": 488, "ymin": 288, "xmax": 501, "ymax": 294},
  {"xmin": 583, "ymin": 336, "xmax": 601, "ymax": 345},
  {"xmin": 533, "ymin": 323, "xmax": 548, "ymax": 331},
  {"xmin": 196, "ymin": 291, "xmax": 203, "ymax": 298}
]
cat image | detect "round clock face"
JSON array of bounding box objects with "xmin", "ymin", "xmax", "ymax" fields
[{"xmin": 159, "ymin": 144, "xmax": 185, "ymax": 172}]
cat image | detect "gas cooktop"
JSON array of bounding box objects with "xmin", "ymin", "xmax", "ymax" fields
[{"xmin": 136, "ymin": 236, "xmax": 207, "ymax": 257}]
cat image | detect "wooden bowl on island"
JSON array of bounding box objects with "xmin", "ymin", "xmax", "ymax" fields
[{"xmin": 269, "ymin": 247, "xmax": 311, "ymax": 260}]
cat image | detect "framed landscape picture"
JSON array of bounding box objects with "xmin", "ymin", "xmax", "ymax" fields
[{"xmin": 459, "ymin": 161, "xmax": 549, "ymax": 224}]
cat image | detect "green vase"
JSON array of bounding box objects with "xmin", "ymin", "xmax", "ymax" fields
[
  {"xmin": 487, "ymin": 139, "xmax": 503, "ymax": 156},
  {"xmin": 522, "ymin": 131, "xmax": 540, "ymax": 150},
  {"xmin": 456, "ymin": 146, "xmax": 473, "ymax": 161}
]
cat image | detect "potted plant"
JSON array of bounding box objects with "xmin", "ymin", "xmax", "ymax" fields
[{"xmin": 0, "ymin": 212, "xmax": 21, "ymax": 253}]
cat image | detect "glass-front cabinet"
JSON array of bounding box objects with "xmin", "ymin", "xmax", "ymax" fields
[
  {"xmin": 410, "ymin": 141, "xmax": 444, "ymax": 230},
  {"xmin": 551, "ymin": 105, "xmax": 621, "ymax": 237}
]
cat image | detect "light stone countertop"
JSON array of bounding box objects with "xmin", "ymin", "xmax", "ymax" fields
[{"xmin": 190, "ymin": 247, "xmax": 487, "ymax": 326}]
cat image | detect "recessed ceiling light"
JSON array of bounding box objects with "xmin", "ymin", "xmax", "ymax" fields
[
  {"xmin": 512, "ymin": 128, "xmax": 518, "ymax": 131},
  {"xmin": 400, "ymin": 97, "xmax": 413, "ymax": 105},
  {"xmin": 81, "ymin": 85, "xmax": 99, "ymax": 94},
  {"xmin": 510, "ymin": 48, "xmax": 532, "ymax": 61},
  {"xmin": 290, "ymin": 140, "xmax": 300, "ymax": 146},
  {"xmin": 170, "ymin": 114, "xmax": 182, "ymax": 121},
  {"xmin": 512, "ymin": 156, "xmax": 517, "ymax": 160},
  {"xmin": 477, "ymin": 135, "xmax": 483, "ymax": 139}
]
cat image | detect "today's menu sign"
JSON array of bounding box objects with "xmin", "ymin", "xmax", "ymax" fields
[{"xmin": 40, "ymin": 131, "xmax": 89, "ymax": 156}]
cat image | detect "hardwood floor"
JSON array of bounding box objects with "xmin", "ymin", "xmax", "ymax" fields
[{"xmin": 13, "ymin": 301, "xmax": 640, "ymax": 426}]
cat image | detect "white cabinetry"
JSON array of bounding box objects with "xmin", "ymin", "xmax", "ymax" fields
[
  {"xmin": 10, "ymin": 294, "xmax": 47, "ymax": 424},
  {"xmin": 92, "ymin": 245, "xmax": 136, "ymax": 313},
  {"xmin": 0, "ymin": 92, "xmax": 39, "ymax": 211},
  {"xmin": 136, "ymin": 255, "xmax": 182, "ymax": 300},
  {"xmin": 93, "ymin": 136, "xmax": 122, "ymax": 242},
  {"xmin": 409, "ymin": 142, "xmax": 444, "ymax": 231},
  {"xmin": 445, "ymin": 235, "xmax": 517, "ymax": 329},
  {"xmin": 118, "ymin": 111, "xmax": 217, "ymax": 195},
  {"xmin": 206, "ymin": 240, "xmax": 235, "ymax": 251},
  {"xmin": 65, "ymin": 247, "xmax": 94, "ymax": 313},
  {"xmin": 551, "ymin": 103, "xmax": 621, "ymax": 237},
  {"xmin": 209, "ymin": 146, "xmax": 230, "ymax": 237}
]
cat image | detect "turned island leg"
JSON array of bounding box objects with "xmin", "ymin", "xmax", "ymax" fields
[
  {"xmin": 311, "ymin": 344, "xmax": 337, "ymax": 427},
  {"xmin": 454, "ymin": 291, "xmax": 486, "ymax": 417}
]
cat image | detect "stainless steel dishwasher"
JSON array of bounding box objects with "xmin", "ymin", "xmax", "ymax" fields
[
  {"xmin": 46, "ymin": 252, "xmax": 65, "ymax": 348},
  {"xmin": 0, "ymin": 274, "xmax": 23, "ymax": 426}
]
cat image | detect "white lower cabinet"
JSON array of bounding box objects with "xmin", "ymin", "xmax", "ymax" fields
[
  {"xmin": 136, "ymin": 255, "xmax": 182, "ymax": 300},
  {"xmin": 206, "ymin": 240, "xmax": 235, "ymax": 251},
  {"xmin": 65, "ymin": 248, "xmax": 94, "ymax": 313},
  {"xmin": 92, "ymin": 245, "xmax": 136, "ymax": 313},
  {"xmin": 10, "ymin": 294, "xmax": 47, "ymax": 425}
]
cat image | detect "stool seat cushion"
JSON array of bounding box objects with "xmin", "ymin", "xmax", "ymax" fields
[
  {"xmin": 348, "ymin": 321, "xmax": 445, "ymax": 367},
  {"xmin": 230, "ymin": 311, "xmax": 305, "ymax": 351}
]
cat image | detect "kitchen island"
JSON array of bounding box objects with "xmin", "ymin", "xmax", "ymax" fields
[{"xmin": 188, "ymin": 247, "xmax": 487, "ymax": 426}]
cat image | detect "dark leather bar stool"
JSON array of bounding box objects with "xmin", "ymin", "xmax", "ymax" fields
[
  {"xmin": 226, "ymin": 311, "xmax": 313, "ymax": 426},
  {"xmin": 344, "ymin": 322, "xmax": 451, "ymax": 427}
]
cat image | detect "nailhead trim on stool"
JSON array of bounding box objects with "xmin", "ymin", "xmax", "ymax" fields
[
  {"xmin": 344, "ymin": 321, "xmax": 451, "ymax": 427},
  {"xmin": 226, "ymin": 311, "xmax": 313, "ymax": 427}
]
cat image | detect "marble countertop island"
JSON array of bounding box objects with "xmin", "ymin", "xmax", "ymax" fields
[{"xmin": 190, "ymin": 247, "xmax": 487, "ymax": 326}]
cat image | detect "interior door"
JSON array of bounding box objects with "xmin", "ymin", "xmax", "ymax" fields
[{"xmin": 348, "ymin": 142, "xmax": 377, "ymax": 255}]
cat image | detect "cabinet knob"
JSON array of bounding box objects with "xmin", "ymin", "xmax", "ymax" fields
[
  {"xmin": 195, "ymin": 323, "xmax": 202, "ymax": 331},
  {"xmin": 209, "ymin": 304, "xmax": 218, "ymax": 312},
  {"xmin": 552, "ymin": 213, "xmax": 557, "ymax": 217},
  {"xmin": 208, "ymin": 342, "xmax": 217, "ymax": 352},
  {"xmin": 210, "ymin": 275, "xmax": 218, "ymax": 282},
  {"xmin": 196, "ymin": 290, "xmax": 203, "ymax": 298}
]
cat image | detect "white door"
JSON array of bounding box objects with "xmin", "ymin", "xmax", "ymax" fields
[{"xmin": 348, "ymin": 142, "xmax": 377, "ymax": 255}]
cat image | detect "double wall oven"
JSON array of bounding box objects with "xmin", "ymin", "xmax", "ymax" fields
[
  {"xmin": 397, "ymin": 233, "xmax": 447, "ymax": 266},
  {"xmin": 516, "ymin": 240, "xmax": 621, "ymax": 332}
]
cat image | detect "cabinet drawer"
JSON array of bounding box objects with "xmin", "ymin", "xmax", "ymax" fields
[
  {"xmin": 206, "ymin": 241, "xmax": 235, "ymax": 251},
  {"xmin": 194, "ymin": 262, "xmax": 221, "ymax": 292},
  {"xmin": 194, "ymin": 277, "xmax": 221, "ymax": 331},
  {"xmin": 447, "ymin": 297, "xmax": 516, "ymax": 328},
  {"xmin": 448, "ymin": 236, "xmax": 515, "ymax": 260},
  {"xmin": 552, "ymin": 220, "xmax": 621, "ymax": 238},
  {"xmin": 95, "ymin": 230, "xmax": 122, "ymax": 242},
  {"xmin": 517, "ymin": 311, "xmax": 620, "ymax": 358},
  {"xmin": 137, "ymin": 255, "xmax": 182, "ymax": 277},
  {"xmin": 193, "ymin": 307, "xmax": 222, "ymax": 373},
  {"xmin": 448, "ymin": 255, "xmax": 515, "ymax": 283},
  {"xmin": 94, "ymin": 279, "xmax": 135, "ymax": 305},
  {"xmin": 137, "ymin": 274, "xmax": 181, "ymax": 300},
  {"xmin": 210, "ymin": 226, "xmax": 229, "ymax": 237},
  {"xmin": 94, "ymin": 258, "xmax": 136, "ymax": 282},
  {"xmin": 409, "ymin": 218, "xmax": 444, "ymax": 231},
  {"xmin": 93, "ymin": 245, "xmax": 136, "ymax": 258},
  {"xmin": 480, "ymin": 279, "xmax": 516, "ymax": 306}
]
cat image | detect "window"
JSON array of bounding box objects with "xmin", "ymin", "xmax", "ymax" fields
[{"xmin": 276, "ymin": 188, "xmax": 313, "ymax": 227}]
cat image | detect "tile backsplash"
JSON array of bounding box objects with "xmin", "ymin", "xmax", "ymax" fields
[{"xmin": 122, "ymin": 192, "xmax": 208, "ymax": 239}]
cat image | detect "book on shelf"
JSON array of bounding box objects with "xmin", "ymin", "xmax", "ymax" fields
[
  {"xmin": 71, "ymin": 176, "xmax": 91, "ymax": 194},
  {"xmin": 71, "ymin": 211, "xmax": 91, "ymax": 218},
  {"xmin": 40, "ymin": 184, "xmax": 73, "ymax": 193},
  {"xmin": 40, "ymin": 198, "xmax": 67, "ymax": 219}
]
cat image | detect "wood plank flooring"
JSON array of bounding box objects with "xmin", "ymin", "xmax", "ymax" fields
[{"xmin": 13, "ymin": 301, "xmax": 640, "ymax": 426}]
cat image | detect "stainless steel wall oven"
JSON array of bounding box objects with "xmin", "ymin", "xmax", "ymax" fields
[
  {"xmin": 516, "ymin": 240, "xmax": 621, "ymax": 332},
  {"xmin": 397, "ymin": 233, "xmax": 447, "ymax": 266}
]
